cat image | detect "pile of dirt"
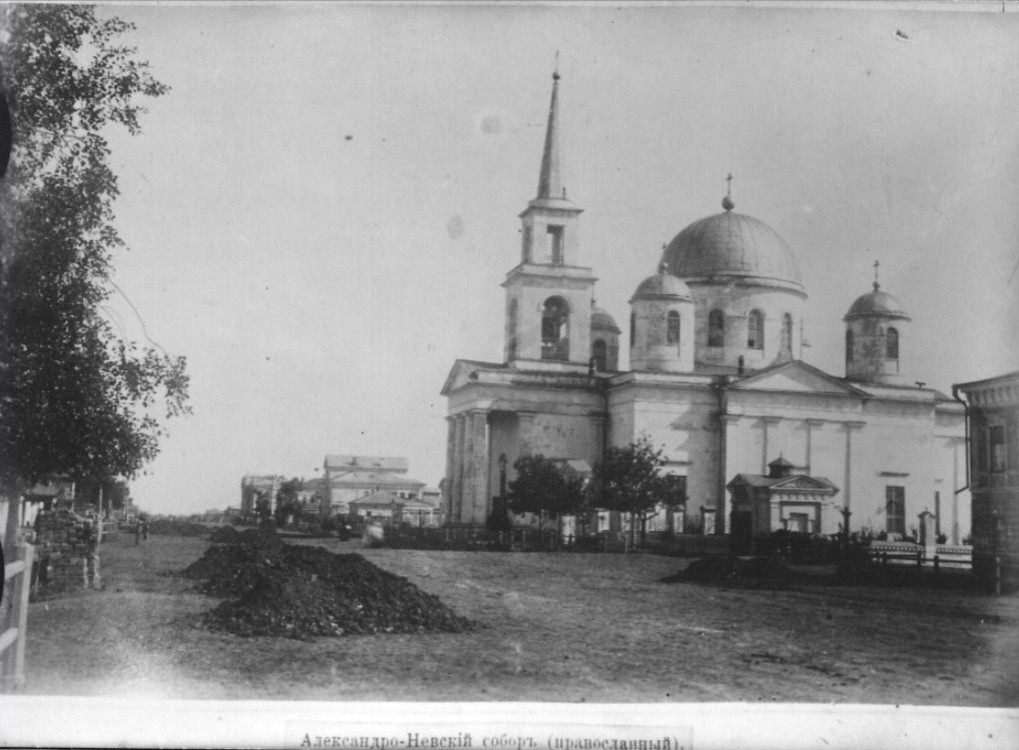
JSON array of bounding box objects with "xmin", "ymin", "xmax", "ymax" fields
[
  {"xmin": 660, "ymin": 556, "xmax": 794, "ymax": 590},
  {"xmin": 148, "ymin": 519, "xmax": 213, "ymax": 537},
  {"xmin": 182, "ymin": 530, "xmax": 476, "ymax": 638}
]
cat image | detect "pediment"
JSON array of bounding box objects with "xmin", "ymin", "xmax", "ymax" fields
[
  {"xmin": 771, "ymin": 475, "xmax": 838, "ymax": 492},
  {"xmin": 440, "ymin": 359, "xmax": 504, "ymax": 395},
  {"xmin": 729, "ymin": 361, "xmax": 866, "ymax": 397}
]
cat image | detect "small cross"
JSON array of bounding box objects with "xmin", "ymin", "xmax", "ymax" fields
[
  {"xmin": 873, "ymin": 259, "xmax": 880, "ymax": 281},
  {"xmin": 726, "ymin": 173, "xmax": 734, "ymax": 197}
]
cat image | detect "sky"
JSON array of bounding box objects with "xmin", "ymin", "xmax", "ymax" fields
[{"xmin": 90, "ymin": 1, "xmax": 1019, "ymax": 517}]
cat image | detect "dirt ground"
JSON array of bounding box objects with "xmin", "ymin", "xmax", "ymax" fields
[{"xmin": 16, "ymin": 533, "xmax": 1019, "ymax": 705}]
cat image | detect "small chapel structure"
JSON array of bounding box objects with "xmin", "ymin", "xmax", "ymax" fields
[{"xmin": 440, "ymin": 72, "xmax": 969, "ymax": 542}]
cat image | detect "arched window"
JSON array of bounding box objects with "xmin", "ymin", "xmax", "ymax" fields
[
  {"xmin": 886, "ymin": 327, "xmax": 899, "ymax": 359},
  {"xmin": 630, "ymin": 312, "xmax": 636, "ymax": 346},
  {"xmin": 507, "ymin": 299, "xmax": 518, "ymax": 360},
  {"xmin": 666, "ymin": 311, "xmax": 680, "ymax": 346},
  {"xmin": 747, "ymin": 309, "xmax": 764, "ymax": 350},
  {"xmin": 781, "ymin": 313, "xmax": 793, "ymax": 353},
  {"xmin": 708, "ymin": 309, "xmax": 724, "ymax": 347},
  {"xmin": 845, "ymin": 329, "xmax": 854, "ymax": 363},
  {"xmin": 541, "ymin": 296, "xmax": 569, "ymax": 360},
  {"xmin": 592, "ymin": 339, "xmax": 607, "ymax": 372}
]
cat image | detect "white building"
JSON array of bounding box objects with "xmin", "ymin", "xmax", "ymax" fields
[{"xmin": 441, "ymin": 72, "xmax": 969, "ymax": 545}]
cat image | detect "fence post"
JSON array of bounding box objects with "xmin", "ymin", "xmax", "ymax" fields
[
  {"xmin": 1, "ymin": 542, "xmax": 34, "ymax": 691},
  {"xmin": 933, "ymin": 555, "xmax": 940, "ymax": 576},
  {"xmin": 917, "ymin": 548, "xmax": 923, "ymax": 568},
  {"xmin": 995, "ymin": 556, "xmax": 1002, "ymax": 596}
]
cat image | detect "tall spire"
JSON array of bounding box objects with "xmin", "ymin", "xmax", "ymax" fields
[{"xmin": 536, "ymin": 64, "xmax": 566, "ymax": 201}]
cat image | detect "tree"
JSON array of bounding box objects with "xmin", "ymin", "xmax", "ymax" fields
[
  {"xmin": 588, "ymin": 434, "xmax": 678, "ymax": 547},
  {"xmin": 507, "ymin": 454, "xmax": 586, "ymax": 533},
  {"xmin": 274, "ymin": 477, "xmax": 303, "ymax": 528},
  {"xmin": 0, "ymin": 5, "xmax": 190, "ymax": 500}
]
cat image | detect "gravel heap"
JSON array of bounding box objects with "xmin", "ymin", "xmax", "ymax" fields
[
  {"xmin": 183, "ymin": 530, "xmax": 476, "ymax": 638},
  {"xmin": 147, "ymin": 519, "xmax": 212, "ymax": 537},
  {"xmin": 660, "ymin": 556, "xmax": 794, "ymax": 590}
]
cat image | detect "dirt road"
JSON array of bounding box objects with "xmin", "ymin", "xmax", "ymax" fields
[{"xmin": 17, "ymin": 533, "xmax": 1019, "ymax": 704}]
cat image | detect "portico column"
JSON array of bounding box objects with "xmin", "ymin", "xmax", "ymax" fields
[
  {"xmin": 452, "ymin": 414, "xmax": 466, "ymax": 523},
  {"xmin": 465, "ymin": 409, "xmax": 490, "ymax": 525},
  {"xmin": 443, "ymin": 417, "xmax": 456, "ymax": 522}
]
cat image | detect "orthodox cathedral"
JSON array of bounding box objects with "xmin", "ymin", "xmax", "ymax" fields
[{"xmin": 441, "ymin": 73, "xmax": 969, "ymax": 545}]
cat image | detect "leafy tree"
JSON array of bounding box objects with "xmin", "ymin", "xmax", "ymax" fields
[
  {"xmin": 507, "ymin": 454, "xmax": 586, "ymax": 532},
  {"xmin": 274, "ymin": 477, "xmax": 303, "ymax": 528},
  {"xmin": 588, "ymin": 434, "xmax": 677, "ymax": 546},
  {"xmin": 0, "ymin": 5, "xmax": 189, "ymax": 500}
]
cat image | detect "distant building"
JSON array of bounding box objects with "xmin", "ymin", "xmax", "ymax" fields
[
  {"xmin": 319, "ymin": 455, "xmax": 426, "ymax": 518},
  {"xmin": 240, "ymin": 475, "xmax": 283, "ymax": 515},
  {"xmin": 955, "ymin": 372, "xmax": 1019, "ymax": 589}
]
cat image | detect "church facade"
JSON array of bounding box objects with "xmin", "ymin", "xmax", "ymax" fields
[{"xmin": 441, "ymin": 74, "xmax": 969, "ymax": 543}]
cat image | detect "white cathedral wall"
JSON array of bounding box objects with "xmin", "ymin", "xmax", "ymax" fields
[
  {"xmin": 721, "ymin": 392, "xmax": 968, "ymax": 539},
  {"xmin": 607, "ymin": 383, "xmax": 721, "ymax": 519}
]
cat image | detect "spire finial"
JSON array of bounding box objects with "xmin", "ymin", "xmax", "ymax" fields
[
  {"xmin": 722, "ymin": 172, "xmax": 735, "ymax": 211},
  {"xmin": 659, "ymin": 261, "xmax": 669, "ymax": 274},
  {"xmin": 536, "ymin": 61, "xmax": 565, "ymax": 200},
  {"xmin": 873, "ymin": 258, "xmax": 881, "ymax": 290}
]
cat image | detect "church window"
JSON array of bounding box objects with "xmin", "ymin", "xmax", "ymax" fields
[
  {"xmin": 845, "ymin": 329, "xmax": 854, "ymax": 363},
  {"xmin": 521, "ymin": 226, "xmax": 532, "ymax": 263},
  {"xmin": 507, "ymin": 299, "xmax": 518, "ymax": 360},
  {"xmin": 630, "ymin": 312, "xmax": 636, "ymax": 345},
  {"xmin": 592, "ymin": 339, "xmax": 607, "ymax": 372},
  {"xmin": 886, "ymin": 327, "xmax": 899, "ymax": 359},
  {"xmin": 548, "ymin": 225, "xmax": 564, "ymax": 265},
  {"xmin": 541, "ymin": 296, "xmax": 569, "ymax": 360},
  {"xmin": 885, "ymin": 486, "xmax": 905, "ymax": 536},
  {"xmin": 708, "ymin": 309, "xmax": 724, "ymax": 347},
  {"xmin": 666, "ymin": 311, "xmax": 680, "ymax": 346},
  {"xmin": 747, "ymin": 309, "xmax": 764, "ymax": 350},
  {"xmin": 989, "ymin": 423, "xmax": 1007, "ymax": 473},
  {"xmin": 781, "ymin": 313, "xmax": 793, "ymax": 353}
]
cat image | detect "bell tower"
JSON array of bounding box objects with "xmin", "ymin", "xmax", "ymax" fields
[{"xmin": 503, "ymin": 69, "xmax": 596, "ymax": 367}]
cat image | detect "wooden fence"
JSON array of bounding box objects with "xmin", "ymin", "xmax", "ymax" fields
[
  {"xmin": 1, "ymin": 542, "xmax": 34, "ymax": 691},
  {"xmin": 867, "ymin": 541, "xmax": 973, "ymax": 571}
]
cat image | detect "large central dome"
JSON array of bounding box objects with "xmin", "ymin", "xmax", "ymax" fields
[{"xmin": 661, "ymin": 202, "xmax": 803, "ymax": 292}]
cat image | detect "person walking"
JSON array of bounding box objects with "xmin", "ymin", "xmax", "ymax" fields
[{"xmin": 81, "ymin": 515, "xmax": 101, "ymax": 589}]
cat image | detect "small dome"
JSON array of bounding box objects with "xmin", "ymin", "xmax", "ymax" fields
[
  {"xmin": 591, "ymin": 305, "xmax": 621, "ymax": 333},
  {"xmin": 844, "ymin": 283, "xmax": 911, "ymax": 320},
  {"xmin": 632, "ymin": 263, "xmax": 694, "ymax": 301},
  {"xmin": 662, "ymin": 209, "xmax": 803, "ymax": 290}
]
